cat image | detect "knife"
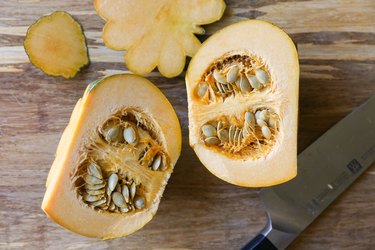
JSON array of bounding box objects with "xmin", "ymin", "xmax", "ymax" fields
[{"xmin": 242, "ymin": 95, "xmax": 375, "ymax": 250}]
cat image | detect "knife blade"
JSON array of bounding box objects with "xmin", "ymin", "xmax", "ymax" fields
[{"xmin": 242, "ymin": 95, "xmax": 375, "ymax": 250}]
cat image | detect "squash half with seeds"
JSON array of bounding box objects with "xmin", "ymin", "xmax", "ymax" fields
[
  {"xmin": 186, "ymin": 20, "xmax": 299, "ymax": 187},
  {"xmin": 42, "ymin": 74, "xmax": 181, "ymax": 238}
]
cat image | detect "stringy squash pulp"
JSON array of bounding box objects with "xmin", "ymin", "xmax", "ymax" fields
[
  {"xmin": 42, "ymin": 74, "xmax": 181, "ymax": 238},
  {"xmin": 186, "ymin": 20, "xmax": 299, "ymax": 187}
]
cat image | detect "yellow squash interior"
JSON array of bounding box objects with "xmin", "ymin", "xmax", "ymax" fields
[
  {"xmin": 94, "ymin": 0, "xmax": 225, "ymax": 77},
  {"xmin": 186, "ymin": 20, "xmax": 299, "ymax": 187},
  {"xmin": 42, "ymin": 74, "xmax": 181, "ymax": 238},
  {"xmin": 24, "ymin": 11, "xmax": 88, "ymax": 79}
]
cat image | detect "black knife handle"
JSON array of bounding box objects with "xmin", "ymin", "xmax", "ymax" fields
[{"xmin": 241, "ymin": 234, "xmax": 278, "ymax": 250}]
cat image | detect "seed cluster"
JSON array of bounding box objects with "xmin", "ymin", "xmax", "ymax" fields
[
  {"xmin": 196, "ymin": 54, "xmax": 270, "ymax": 103},
  {"xmin": 201, "ymin": 108, "xmax": 278, "ymax": 154},
  {"xmin": 82, "ymin": 162, "xmax": 145, "ymax": 213},
  {"xmin": 73, "ymin": 110, "xmax": 169, "ymax": 213}
]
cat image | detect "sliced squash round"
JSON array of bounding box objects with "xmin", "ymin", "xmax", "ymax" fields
[
  {"xmin": 42, "ymin": 74, "xmax": 182, "ymax": 238},
  {"xmin": 94, "ymin": 0, "xmax": 226, "ymax": 78},
  {"xmin": 186, "ymin": 20, "xmax": 299, "ymax": 187},
  {"xmin": 24, "ymin": 11, "xmax": 89, "ymax": 78}
]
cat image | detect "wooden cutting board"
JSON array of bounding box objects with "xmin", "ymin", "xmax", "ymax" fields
[{"xmin": 1, "ymin": 0, "xmax": 374, "ymax": 249}]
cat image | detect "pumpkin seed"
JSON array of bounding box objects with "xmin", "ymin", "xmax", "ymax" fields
[
  {"xmin": 247, "ymin": 74, "xmax": 262, "ymax": 90},
  {"xmin": 269, "ymin": 117, "xmax": 276, "ymax": 128},
  {"xmin": 120, "ymin": 206, "xmax": 130, "ymax": 213},
  {"xmin": 259, "ymin": 110, "xmax": 269, "ymax": 122},
  {"xmin": 255, "ymin": 110, "xmax": 261, "ymax": 120},
  {"xmin": 87, "ymin": 189, "xmax": 105, "ymax": 196},
  {"xmin": 123, "ymin": 126, "xmax": 137, "ymax": 145},
  {"xmin": 239, "ymin": 75, "xmax": 252, "ymax": 92},
  {"xmin": 218, "ymin": 129, "xmax": 229, "ymax": 143},
  {"xmin": 261, "ymin": 126, "xmax": 272, "ymax": 139},
  {"xmin": 87, "ymin": 162, "xmax": 103, "ymax": 179},
  {"xmin": 85, "ymin": 183, "xmax": 106, "ymax": 191},
  {"xmin": 160, "ymin": 156, "xmax": 167, "ymax": 171},
  {"xmin": 83, "ymin": 193, "xmax": 103, "ymax": 202},
  {"xmin": 257, "ymin": 119, "xmax": 267, "ymax": 127},
  {"xmin": 213, "ymin": 69, "xmax": 227, "ymax": 84},
  {"xmin": 233, "ymin": 127, "xmax": 240, "ymax": 144},
  {"xmin": 130, "ymin": 182, "xmax": 136, "ymax": 200},
  {"xmin": 84, "ymin": 174, "xmax": 103, "ymax": 185},
  {"xmin": 109, "ymin": 201, "xmax": 116, "ymax": 211},
  {"xmin": 112, "ymin": 192, "xmax": 126, "ymax": 208},
  {"xmin": 237, "ymin": 128, "xmax": 243, "ymax": 145},
  {"xmin": 197, "ymin": 82, "xmax": 208, "ymax": 97},
  {"xmin": 226, "ymin": 66, "xmax": 239, "ymax": 83},
  {"xmin": 115, "ymin": 183, "xmax": 121, "ymax": 193},
  {"xmin": 134, "ymin": 196, "xmax": 145, "ymax": 209},
  {"xmin": 205, "ymin": 136, "xmax": 221, "ymax": 145},
  {"xmin": 90, "ymin": 198, "xmax": 106, "ymax": 207},
  {"xmin": 153, "ymin": 154, "xmax": 162, "ymax": 171},
  {"xmin": 235, "ymin": 77, "xmax": 241, "ymax": 88},
  {"xmin": 243, "ymin": 127, "xmax": 250, "ymax": 138},
  {"xmin": 255, "ymin": 69, "xmax": 269, "ymax": 84},
  {"xmin": 217, "ymin": 121, "xmax": 222, "ymax": 132},
  {"xmin": 122, "ymin": 184, "xmax": 130, "ymax": 203},
  {"xmin": 108, "ymin": 173, "xmax": 118, "ymax": 192},
  {"xmin": 202, "ymin": 124, "xmax": 217, "ymax": 137},
  {"xmin": 103, "ymin": 125, "xmax": 123, "ymax": 143},
  {"xmin": 245, "ymin": 112, "xmax": 255, "ymax": 126},
  {"xmin": 215, "ymin": 81, "xmax": 225, "ymax": 94},
  {"xmin": 229, "ymin": 125, "xmax": 236, "ymax": 144}
]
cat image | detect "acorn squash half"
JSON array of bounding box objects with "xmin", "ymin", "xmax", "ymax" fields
[
  {"xmin": 186, "ymin": 20, "xmax": 299, "ymax": 187},
  {"xmin": 42, "ymin": 74, "xmax": 181, "ymax": 238}
]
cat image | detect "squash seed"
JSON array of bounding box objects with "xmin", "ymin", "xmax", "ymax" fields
[
  {"xmin": 83, "ymin": 193, "xmax": 103, "ymax": 202},
  {"xmin": 130, "ymin": 182, "xmax": 136, "ymax": 200},
  {"xmin": 226, "ymin": 66, "xmax": 239, "ymax": 83},
  {"xmin": 255, "ymin": 110, "xmax": 261, "ymax": 120},
  {"xmin": 87, "ymin": 189, "xmax": 105, "ymax": 196},
  {"xmin": 87, "ymin": 162, "xmax": 103, "ymax": 179},
  {"xmin": 109, "ymin": 201, "xmax": 116, "ymax": 211},
  {"xmin": 112, "ymin": 192, "xmax": 126, "ymax": 208},
  {"xmin": 245, "ymin": 112, "xmax": 255, "ymax": 126},
  {"xmin": 239, "ymin": 75, "xmax": 252, "ymax": 92},
  {"xmin": 233, "ymin": 127, "xmax": 240, "ymax": 144},
  {"xmin": 90, "ymin": 198, "xmax": 106, "ymax": 207},
  {"xmin": 269, "ymin": 117, "xmax": 276, "ymax": 128},
  {"xmin": 257, "ymin": 119, "xmax": 267, "ymax": 127},
  {"xmin": 242, "ymin": 127, "xmax": 250, "ymax": 138},
  {"xmin": 261, "ymin": 126, "xmax": 272, "ymax": 139},
  {"xmin": 197, "ymin": 82, "xmax": 208, "ymax": 97},
  {"xmin": 122, "ymin": 184, "xmax": 130, "ymax": 203},
  {"xmin": 134, "ymin": 196, "xmax": 145, "ymax": 209},
  {"xmin": 85, "ymin": 183, "xmax": 106, "ymax": 191},
  {"xmin": 84, "ymin": 174, "xmax": 103, "ymax": 185},
  {"xmin": 160, "ymin": 156, "xmax": 167, "ymax": 171},
  {"xmin": 120, "ymin": 206, "xmax": 130, "ymax": 213},
  {"xmin": 229, "ymin": 125, "xmax": 236, "ymax": 144},
  {"xmin": 213, "ymin": 69, "xmax": 227, "ymax": 84},
  {"xmin": 237, "ymin": 128, "xmax": 243, "ymax": 145},
  {"xmin": 247, "ymin": 74, "xmax": 262, "ymax": 90},
  {"xmin": 123, "ymin": 126, "xmax": 137, "ymax": 145},
  {"xmin": 205, "ymin": 136, "xmax": 221, "ymax": 145},
  {"xmin": 151, "ymin": 154, "xmax": 162, "ymax": 171},
  {"xmin": 103, "ymin": 125, "xmax": 123, "ymax": 143},
  {"xmin": 259, "ymin": 110, "xmax": 269, "ymax": 122},
  {"xmin": 218, "ymin": 129, "xmax": 229, "ymax": 143},
  {"xmin": 108, "ymin": 173, "xmax": 118, "ymax": 192},
  {"xmin": 202, "ymin": 124, "xmax": 217, "ymax": 137},
  {"xmin": 255, "ymin": 69, "xmax": 269, "ymax": 84}
]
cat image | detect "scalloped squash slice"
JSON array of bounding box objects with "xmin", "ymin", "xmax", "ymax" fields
[
  {"xmin": 24, "ymin": 11, "xmax": 88, "ymax": 79},
  {"xmin": 42, "ymin": 74, "xmax": 181, "ymax": 238},
  {"xmin": 94, "ymin": 0, "xmax": 226, "ymax": 78},
  {"xmin": 186, "ymin": 20, "xmax": 299, "ymax": 187}
]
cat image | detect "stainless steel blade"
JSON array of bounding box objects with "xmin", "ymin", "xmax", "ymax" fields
[{"xmin": 259, "ymin": 95, "xmax": 375, "ymax": 249}]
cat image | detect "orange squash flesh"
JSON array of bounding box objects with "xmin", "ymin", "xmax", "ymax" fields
[{"xmin": 42, "ymin": 74, "xmax": 181, "ymax": 238}]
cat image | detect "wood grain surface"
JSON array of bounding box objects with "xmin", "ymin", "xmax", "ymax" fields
[{"xmin": 1, "ymin": 0, "xmax": 375, "ymax": 249}]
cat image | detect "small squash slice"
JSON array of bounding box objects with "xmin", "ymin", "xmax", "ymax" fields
[
  {"xmin": 42, "ymin": 74, "xmax": 182, "ymax": 238},
  {"xmin": 186, "ymin": 20, "xmax": 299, "ymax": 187},
  {"xmin": 94, "ymin": 0, "xmax": 226, "ymax": 78},
  {"xmin": 24, "ymin": 11, "xmax": 89, "ymax": 78}
]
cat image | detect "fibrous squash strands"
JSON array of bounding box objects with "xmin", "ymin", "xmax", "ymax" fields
[
  {"xmin": 24, "ymin": 11, "xmax": 88, "ymax": 78},
  {"xmin": 94, "ymin": 0, "xmax": 226, "ymax": 78}
]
